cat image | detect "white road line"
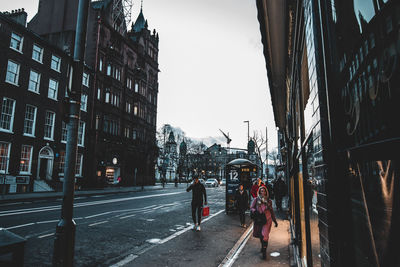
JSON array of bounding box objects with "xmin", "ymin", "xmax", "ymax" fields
[
  {"xmin": 218, "ymin": 223, "xmax": 254, "ymax": 267},
  {"xmin": 85, "ymin": 211, "xmax": 112, "ymax": 219},
  {"xmin": 89, "ymin": 220, "xmax": 108, "ymax": 227},
  {"xmin": 0, "ymin": 192, "xmax": 184, "ymax": 217},
  {"xmin": 111, "ymin": 209, "xmax": 225, "ymax": 266},
  {"xmin": 120, "ymin": 214, "xmax": 136, "ymax": 219},
  {"xmin": 5, "ymin": 223, "xmax": 35, "ymax": 230},
  {"xmin": 38, "ymin": 233, "xmax": 54, "ymax": 239},
  {"xmin": 109, "ymin": 254, "xmax": 138, "ymax": 267},
  {"xmin": 37, "ymin": 219, "xmax": 59, "ymax": 224}
]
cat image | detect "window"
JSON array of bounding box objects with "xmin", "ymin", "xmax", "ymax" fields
[
  {"xmin": 10, "ymin": 32, "xmax": 23, "ymax": 52},
  {"xmin": 32, "ymin": 44, "xmax": 43, "ymax": 63},
  {"xmin": 107, "ymin": 64, "xmax": 112, "ymax": 76},
  {"xmin": 28, "ymin": 70, "xmax": 41, "ymax": 93},
  {"xmin": 0, "ymin": 98, "xmax": 16, "ymax": 132},
  {"xmin": 134, "ymin": 105, "xmax": 138, "ymax": 116},
  {"xmin": 81, "ymin": 94, "xmax": 88, "ymax": 112},
  {"xmin": 132, "ymin": 130, "xmax": 137, "ymax": 140},
  {"xmin": 127, "ymin": 78, "xmax": 132, "ymax": 89},
  {"xmin": 82, "ymin": 72, "xmax": 89, "ymax": 87},
  {"xmin": 78, "ymin": 121, "xmax": 85, "ymax": 146},
  {"xmin": 48, "ymin": 79, "xmax": 58, "ymax": 100},
  {"xmin": 126, "ymin": 102, "xmax": 132, "ymax": 113},
  {"xmin": 134, "ymin": 82, "xmax": 139, "ymax": 93},
  {"xmin": 99, "ymin": 58, "xmax": 103, "ymax": 72},
  {"xmin": 20, "ymin": 145, "xmax": 33, "ymax": 174},
  {"xmin": 95, "ymin": 115, "xmax": 100, "ymax": 130},
  {"xmin": 105, "ymin": 91, "xmax": 110, "ymax": 103},
  {"xmin": 0, "ymin": 142, "xmax": 11, "ymax": 173},
  {"xmin": 44, "ymin": 111, "xmax": 55, "ymax": 140},
  {"xmin": 124, "ymin": 127, "xmax": 130, "ymax": 138},
  {"xmin": 103, "ymin": 116, "xmax": 120, "ymax": 135},
  {"xmin": 59, "ymin": 150, "xmax": 65, "ymax": 174},
  {"xmin": 97, "ymin": 87, "xmax": 101, "ymax": 100},
  {"xmin": 51, "ymin": 55, "xmax": 61, "ymax": 72},
  {"xmin": 6, "ymin": 60, "xmax": 20, "ymax": 85},
  {"xmin": 75, "ymin": 153, "xmax": 83, "ymax": 176},
  {"xmin": 61, "ymin": 121, "xmax": 67, "ymax": 143},
  {"xmin": 23, "ymin": 105, "xmax": 37, "ymax": 136}
]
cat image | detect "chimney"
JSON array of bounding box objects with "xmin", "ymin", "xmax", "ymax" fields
[{"xmin": 6, "ymin": 8, "xmax": 28, "ymax": 27}]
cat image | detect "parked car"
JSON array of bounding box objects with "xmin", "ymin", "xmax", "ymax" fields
[
  {"xmin": 205, "ymin": 178, "xmax": 219, "ymax": 187},
  {"xmin": 220, "ymin": 178, "xmax": 226, "ymax": 186}
]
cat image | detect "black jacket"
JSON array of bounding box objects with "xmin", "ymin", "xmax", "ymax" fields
[
  {"xmin": 235, "ymin": 189, "xmax": 249, "ymax": 210},
  {"xmin": 186, "ymin": 182, "xmax": 207, "ymax": 205}
]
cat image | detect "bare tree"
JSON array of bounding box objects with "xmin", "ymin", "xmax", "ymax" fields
[{"xmin": 252, "ymin": 130, "xmax": 267, "ymax": 177}]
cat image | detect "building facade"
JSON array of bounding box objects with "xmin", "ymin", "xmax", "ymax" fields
[
  {"xmin": 257, "ymin": 0, "xmax": 399, "ymax": 266},
  {"xmin": 0, "ymin": 10, "xmax": 90, "ymax": 193},
  {"xmin": 28, "ymin": 0, "xmax": 159, "ymax": 187}
]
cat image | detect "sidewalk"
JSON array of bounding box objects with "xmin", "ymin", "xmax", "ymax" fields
[{"xmin": 0, "ymin": 182, "xmax": 188, "ymax": 203}]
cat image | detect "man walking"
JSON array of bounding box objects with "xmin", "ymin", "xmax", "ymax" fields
[
  {"xmin": 235, "ymin": 183, "xmax": 249, "ymax": 227},
  {"xmin": 186, "ymin": 175, "xmax": 207, "ymax": 231}
]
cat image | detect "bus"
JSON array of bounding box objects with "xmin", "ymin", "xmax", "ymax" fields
[{"xmin": 225, "ymin": 158, "xmax": 258, "ymax": 213}]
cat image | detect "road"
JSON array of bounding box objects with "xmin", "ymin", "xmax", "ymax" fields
[{"xmin": 0, "ymin": 185, "xmax": 247, "ymax": 266}]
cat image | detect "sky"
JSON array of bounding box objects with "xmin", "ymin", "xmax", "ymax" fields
[{"xmin": 2, "ymin": 0, "xmax": 278, "ymax": 151}]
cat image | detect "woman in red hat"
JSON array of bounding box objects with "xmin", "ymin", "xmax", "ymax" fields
[{"xmin": 250, "ymin": 185, "xmax": 278, "ymax": 260}]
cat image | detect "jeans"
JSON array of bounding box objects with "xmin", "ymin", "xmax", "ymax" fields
[
  {"xmin": 238, "ymin": 208, "xmax": 245, "ymax": 225},
  {"xmin": 191, "ymin": 203, "xmax": 203, "ymax": 225}
]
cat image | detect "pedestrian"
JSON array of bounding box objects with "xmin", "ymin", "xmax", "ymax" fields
[
  {"xmin": 186, "ymin": 175, "xmax": 207, "ymax": 231},
  {"xmin": 273, "ymin": 177, "xmax": 287, "ymax": 211},
  {"xmin": 250, "ymin": 185, "xmax": 278, "ymax": 260},
  {"xmin": 250, "ymin": 178, "xmax": 264, "ymax": 199},
  {"xmin": 235, "ymin": 183, "xmax": 249, "ymax": 228}
]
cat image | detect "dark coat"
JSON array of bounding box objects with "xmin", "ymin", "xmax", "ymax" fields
[
  {"xmin": 186, "ymin": 182, "xmax": 207, "ymax": 205},
  {"xmin": 235, "ymin": 189, "xmax": 249, "ymax": 210}
]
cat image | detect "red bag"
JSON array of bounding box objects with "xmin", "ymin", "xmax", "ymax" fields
[{"xmin": 202, "ymin": 206, "xmax": 209, "ymax": 217}]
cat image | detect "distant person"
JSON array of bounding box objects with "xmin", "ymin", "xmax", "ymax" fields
[
  {"xmin": 273, "ymin": 178, "xmax": 287, "ymax": 211},
  {"xmin": 251, "ymin": 186, "xmax": 278, "ymax": 260},
  {"xmin": 235, "ymin": 183, "xmax": 249, "ymax": 227},
  {"xmin": 186, "ymin": 175, "xmax": 207, "ymax": 231},
  {"xmin": 250, "ymin": 178, "xmax": 264, "ymax": 199}
]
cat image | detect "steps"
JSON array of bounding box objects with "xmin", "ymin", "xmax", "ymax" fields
[{"xmin": 33, "ymin": 180, "xmax": 54, "ymax": 192}]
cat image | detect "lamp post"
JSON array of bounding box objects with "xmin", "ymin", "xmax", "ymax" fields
[
  {"xmin": 53, "ymin": 0, "xmax": 89, "ymax": 265},
  {"xmin": 243, "ymin": 120, "xmax": 249, "ymax": 143}
]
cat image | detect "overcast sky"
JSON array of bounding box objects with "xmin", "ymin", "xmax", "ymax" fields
[{"xmin": 2, "ymin": 0, "xmax": 277, "ymax": 151}]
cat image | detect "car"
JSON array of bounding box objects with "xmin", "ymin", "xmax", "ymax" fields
[
  {"xmin": 205, "ymin": 178, "xmax": 219, "ymax": 187},
  {"xmin": 220, "ymin": 178, "xmax": 226, "ymax": 186}
]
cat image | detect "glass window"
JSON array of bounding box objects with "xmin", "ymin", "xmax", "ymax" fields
[
  {"xmin": 0, "ymin": 142, "xmax": 11, "ymax": 173},
  {"xmin": 20, "ymin": 145, "xmax": 33, "ymax": 174},
  {"xmin": 97, "ymin": 87, "xmax": 101, "ymax": 100},
  {"xmin": 82, "ymin": 72, "xmax": 89, "ymax": 87},
  {"xmin": 59, "ymin": 150, "xmax": 65, "ymax": 174},
  {"xmin": 105, "ymin": 91, "xmax": 110, "ymax": 103},
  {"xmin": 44, "ymin": 111, "xmax": 55, "ymax": 140},
  {"xmin": 0, "ymin": 98, "xmax": 16, "ymax": 132},
  {"xmin": 78, "ymin": 121, "xmax": 85, "ymax": 146},
  {"xmin": 134, "ymin": 82, "xmax": 139, "ymax": 93},
  {"xmin": 81, "ymin": 94, "xmax": 88, "ymax": 112},
  {"xmin": 6, "ymin": 60, "xmax": 20, "ymax": 85},
  {"xmin": 28, "ymin": 70, "xmax": 41, "ymax": 93},
  {"xmin": 99, "ymin": 58, "xmax": 103, "ymax": 72},
  {"xmin": 134, "ymin": 105, "xmax": 138, "ymax": 116},
  {"xmin": 23, "ymin": 105, "xmax": 37, "ymax": 136},
  {"xmin": 32, "ymin": 44, "xmax": 44, "ymax": 63},
  {"xmin": 10, "ymin": 32, "xmax": 23, "ymax": 52},
  {"xmin": 61, "ymin": 121, "xmax": 67, "ymax": 143},
  {"xmin": 107, "ymin": 64, "xmax": 112, "ymax": 76},
  {"xmin": 48, "ymin": 79, "xmax": 58, "ymax": 100},
  {"xmin": 51, "ymin": 55, "xmax": 61, "ymax": 72},
  {"xmin": 75, "ymin": 153, "xmax": 83, "ymax": 176}
]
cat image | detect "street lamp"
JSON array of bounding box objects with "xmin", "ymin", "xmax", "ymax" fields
[{"xmin": 243, "ymin": 120, "xmax": 249, "ymax": 143}]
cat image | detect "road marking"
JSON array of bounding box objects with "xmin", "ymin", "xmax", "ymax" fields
[
  {"xmin": 5, "ymin": 223, "xmax": 35, "ymax": 230},
  {"xmin": 0, "ymin": 192, "xmax": 184, "ymax": 217},
  {"xmin": 146, "ymin": 219, "xmax": 155, "ymax": 222},
  {"xmin": 120, "ymin": 214, "xmax": 136, "ymax": 219},
  {"xmin": 218, "ymin": 223, "xmax": 254, "ymax": 267},
  {"xmin": 146, "ymin": 238, "xmax": 161, "ymax": 244},
  {"xmin": 109, "ymin": 254, "xmax": 138, "ymax": 267},
  {"xmin": 38, "ymin": 233, "xmax": 54, "ymax": 239},
  {"xmin": 85, "ymin": 211, "xmax": 112, "ymax": 219},
  {"xmin": 37, "ymin": 219, "xmax": 59, "ymax": 224},
  {"xmin": 89, "ymin": 220, "xmax": 108, "ymax": 227},
  {"xmin": 112, "ymin": 209, "xmax": 225, "ymax": 266}
]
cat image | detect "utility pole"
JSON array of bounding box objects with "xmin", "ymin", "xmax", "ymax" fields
[{"xmin": 53, "ymin": 0, "xmax": 89, "ymax": 266}]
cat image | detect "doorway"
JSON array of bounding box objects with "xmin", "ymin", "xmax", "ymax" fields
[{"xmin": 37, "ymin": 146, "xmax": 54, "ymax": 180}]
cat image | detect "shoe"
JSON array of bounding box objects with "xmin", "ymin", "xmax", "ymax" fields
[
  {"xmin": 193, "ymin": 223, "xmax": 198, "ymax": 230},
  {"xmin": 197, "ymin": 225, "xmax": 201, "ymax": 231}
]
